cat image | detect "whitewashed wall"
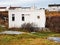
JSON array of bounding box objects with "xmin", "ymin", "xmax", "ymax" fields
[
  {"xmin": 8, "ymin": 8, "xmax": 46, "ymax": 28},
  {"xmin": 48, "ymin": 6, "xmax": 60, "ymax": 11}
]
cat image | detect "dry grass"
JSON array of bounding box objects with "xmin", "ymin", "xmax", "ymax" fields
[
  {"xmin": 0, "ymin": 32, "xmax": 60, "ymax": 45},
  {"xmin": 0, "ymin": 38, "xmax": 60, "ymax": 45},
  {"xmin": 45, "ymin": 10, "xmax": 60, "ymax": 16}
]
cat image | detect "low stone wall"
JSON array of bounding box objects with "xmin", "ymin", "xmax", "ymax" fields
[{"xmin": 46, "ymin": 16, "xmax": 60, "ymax": 32}]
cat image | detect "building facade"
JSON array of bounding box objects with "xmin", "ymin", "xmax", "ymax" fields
[
  {"xmin": 8, "ymin": 6, "xmax": 46, "ymax": 28},
  {"xmin": 48, "ymin": 4, "xmax": 60, "ymax": 11}
]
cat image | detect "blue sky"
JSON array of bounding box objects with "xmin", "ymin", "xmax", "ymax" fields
[{"xmin": 0, "ymin": 0, "xmax": 60, "ymax": 8}]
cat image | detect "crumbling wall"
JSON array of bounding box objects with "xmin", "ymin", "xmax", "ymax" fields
[{"xmin": 46, "ymin": 16, "xmax": 60, "ymax": 32}]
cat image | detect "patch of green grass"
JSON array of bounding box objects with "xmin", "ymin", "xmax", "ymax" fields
[{"xmin": 31, "ymin": 32, "xmax": 60, "ymax": 38}]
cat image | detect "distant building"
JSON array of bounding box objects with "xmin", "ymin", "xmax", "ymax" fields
[
  {"xmin": 8, "ymin": 6, "xmax": 46, "ymax": 28},
  {"xmin": 48, "ymin": 4, "xmax": 60, "ymax": 11}
]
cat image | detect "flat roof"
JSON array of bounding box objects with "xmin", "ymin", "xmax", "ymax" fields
[
  {"xmin": 9, "ymin": 7, "xmax": 21, "ymax": 9},
  {"xmin": 0, "ymin": 7, "xmax": 6, "ymax": 9},
  {"xmin": 48, "ymin": 4, "xmax": 60, "ymax": 7}
]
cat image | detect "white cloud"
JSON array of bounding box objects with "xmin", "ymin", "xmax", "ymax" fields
[{"xmin": 0, "ymin": 0, "xmax": 60, "ymax": 8}]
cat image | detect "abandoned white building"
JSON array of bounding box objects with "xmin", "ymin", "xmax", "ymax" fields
[
  {"xmin": 0, "ymin": 4, "xmax": 60, "ymax": 28},
  {"xmin": 8, "ymin": 6, "xmax": 46, "ymax": 28}
]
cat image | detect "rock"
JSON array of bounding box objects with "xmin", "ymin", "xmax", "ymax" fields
[{"xmin": 31, "ymin": 32, "xmax": 36, "ymax": 33}]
